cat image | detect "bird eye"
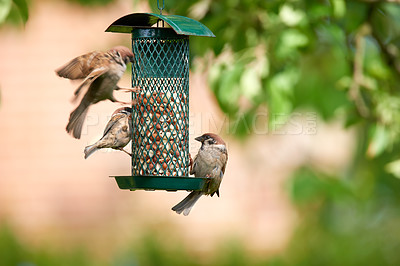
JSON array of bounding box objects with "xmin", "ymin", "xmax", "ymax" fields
[{"xmin": 206, "ymin": 138, "xmax": 215, "ymax": 144}]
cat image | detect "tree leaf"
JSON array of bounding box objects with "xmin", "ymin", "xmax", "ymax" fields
[
  {"xmin": 330, "ymin": 0, "xmax": 346, "ymax": 18},
  {"xmin": 240, "ymin": 66, "xmax": 261, "ymax": 100},
  {"xmin": 0, "ymin": 0, "xmax": 12, "ymax": 24},
  {"xmin": 12, "ymin": 0, "xmax": 28, "ymax": 24},
  {"xmin": 279, "ymin": 4, "xmax": 306, "ymax": 27},
  {"xmin": 266, "ymin": 68, "xmax": 298, "ymax": 130},
  {"xmin": 367, "ymin": 125, "xmax": 389, "ymax": 158},
  {"xmin": 385, "ymin": 159, "xmax": 400, "ymax": 179}
]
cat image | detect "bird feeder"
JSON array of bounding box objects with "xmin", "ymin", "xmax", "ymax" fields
[{"xmin": 106, "ymin": 9, "xmax": 215, "ymax": 191}]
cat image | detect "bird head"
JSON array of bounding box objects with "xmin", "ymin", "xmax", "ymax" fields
[
  {"xmin": 112, "ymin": 107, "xmax": 132, "ymax": 116},
  {"xmin": 195, "ymin": 133, "xmax": 226, "ymax": 146},
  {"xmin": 109, "ymin": 46, "xmax": 134, "ymax": 64}
]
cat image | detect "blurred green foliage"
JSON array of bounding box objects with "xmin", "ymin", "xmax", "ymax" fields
[
  {"xmin": 2, "ymin": 216, "xmax": 400, "ymax": 266},
  {"xmin": 0, "ymin": 224, "xmax": 97, "ymax": 266},
  {"xmin": 149, "ymin": 0, "xmax": 400, "ymax": 265},
  {"xmin": 0, "ymin": 0, "xmax": 119, "ymax": 28},
  {"xmin": 160, "ymin": 0, "xmax": 400, "ymax": 146},
  {"xmin": 0, "ymin": 0, "xmax": 28, "ymax": 26},
  {"xmin": 65, "ymin": 0, "xmax": 114, "ymax": 7},
  {"xmin": 283, "ymin": 167, "xmax": 400, "ymax": 265},
  {"xmin": 1, "ymin": 0, "xmax": 400, "ymax": 264},
  {"xmin": 0, "ymin": 224, "xmax": 288, "ymax": 266}
]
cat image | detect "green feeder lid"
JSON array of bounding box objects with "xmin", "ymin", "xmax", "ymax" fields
[{"xmin": 105, "ymin": 13, "xmax": 215, "ymax": 37}]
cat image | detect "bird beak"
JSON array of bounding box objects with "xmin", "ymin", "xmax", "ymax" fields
[
  {"xmin": 195, "ymin": 136, "xmax": 205, "ymax": 142},
  {"xmin": 129, "ymin": 56, "xmax": 135, "ymax": 63}
]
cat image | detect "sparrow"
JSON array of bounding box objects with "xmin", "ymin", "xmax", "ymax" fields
[
  {"xmin": 56, "ymin": 46, "xmax": 137, "ymax": 139},
  {"xmin": 84, "ymin": 107, "xmax": 132, "ymax": 159},
  {"xmin": 172, "ymin": 133, "xmax": 228, "ymax": 216}
]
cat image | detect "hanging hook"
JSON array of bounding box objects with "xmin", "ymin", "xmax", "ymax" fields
[{"xmin": 157, "ymin": 0, "xmax": 165, "ymax": 15}]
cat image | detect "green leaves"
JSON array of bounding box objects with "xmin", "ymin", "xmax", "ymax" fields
[
  {"xmin": 279, "ymin": 4, "xmax": 306, "ymax": 27},
  {"xmin": 288, "ymin": 168, "xmax": 352, "ymax": 205},
  {"xmin": 13, "ymin": 0, "xmax": 28, "ymax": 23},
  {"xmin": 66, "ymin": 0, "xmax": 114, "ymax": 6},
  {"xmin": 275, "ymin": 29, "xmax": 309, "ymax": 59},
  {"xmin": 208, "ymin": 56, "xmax": 241, "ymax": 114},
  {"xmin": 385, "ymin": 159, "xmax": 400, "ymax": 179},
  {"xmin": 158, "ymin": 0, "xmax": 400, "ymax": 162},
  {"xmin": 367, "ymin": 124, "xmax": 390, "ymax": 158},
  {"xmin": 240, "ymin": 66, "xmax": 262, "ymax": 99},
  {"xmin": 266, "ymin": 67, "xmax": 297, "ymax": 128},
  {"xmin": 0, "ymin": 0, "xmax": 12, "ymax": 24},
  {"xmin": 330, "ymin": 0, "xmax": 346, "ymax": 18},
  {"xmin": 0, "ymin": 0, "xmax": 28, "ymax": 26},
  {"xmin": 143, "ymin": 1, "xmax": 400, "ymax": 264}
]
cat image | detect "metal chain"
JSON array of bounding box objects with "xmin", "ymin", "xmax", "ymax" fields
[{"xmin": 157, "ymin": 0, "xmax": 165, "ymax": 15}]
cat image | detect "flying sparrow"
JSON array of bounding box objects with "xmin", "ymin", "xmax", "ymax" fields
[
  {"xmin": 84, "ymin": 107, "xmax": 132, "ymax": 159},
  {"xmin": 56, "ymin": 46, "xmax": 137, "ymax": 139},
  {"xmin": 172, "ymin": 133, "xmax": 228, "ymax": 216}
]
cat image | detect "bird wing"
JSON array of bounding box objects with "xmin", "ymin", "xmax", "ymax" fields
[
  {"xmin": 189, "ymin": 154, "xmax": 198, "ymax": 175},
  {"xmin": 221, "ymin": 151, "xmax": 228, "ymax": 174},
  {"xmin": 72, "ymin": 66, "xmax": 109, "ymax": 102},
  {"xmin": 211, "ymin": 147, "xmax": 228, "ymax": 197},
  {"xmin": 56, "ymin": 51, "xmax": 104, "ymax": 80},
  {"xmin": 102, "ymin": 113, "xmax": 126, "ymax": 137}
]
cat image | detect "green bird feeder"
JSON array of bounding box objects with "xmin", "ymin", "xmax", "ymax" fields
[{"xmin": 106, "ymin": 8, "xmax": 215, "ymax": 192}]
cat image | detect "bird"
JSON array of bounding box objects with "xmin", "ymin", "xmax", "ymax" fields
[
  {"xmin": 55, "ymin": 46, "xmax": 137, "ymax": 139},
  {"xmin": 172, "ymin": 133, "xmax": 228, "ymax": 216},
  {"xmin": 84, "ymin": 107, "xmax": 132, "ymax": 159}
]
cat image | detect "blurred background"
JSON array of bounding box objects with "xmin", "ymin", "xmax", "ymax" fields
[{"xmin": 1, "ymin": 0, "xmax": 400, "ymax": 265}]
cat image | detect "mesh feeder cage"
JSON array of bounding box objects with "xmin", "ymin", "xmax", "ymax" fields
[{"xmin": 106, "ymin": 13, "xmax": 215, "ymax": 191}]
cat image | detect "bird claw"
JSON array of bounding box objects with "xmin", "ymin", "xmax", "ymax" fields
[
  {"xmin": 119, "ymin": 148, "xmax": 132, "ymax": 157},
  {"xmin": 118, "ymin": 87, "xmax": 141, "ymax": 93}
]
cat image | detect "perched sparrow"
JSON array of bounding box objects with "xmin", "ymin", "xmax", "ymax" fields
[
  {"xmin": 56, "ymin": 46, "xmax": 137, "ymax": 139},
  {"xmin": 84, "ymin": 107, "xmax": 132, "ymax": 159},
  {"xmin": 172, "ymin": 133, "xmax": 228, "ymax": 216}
]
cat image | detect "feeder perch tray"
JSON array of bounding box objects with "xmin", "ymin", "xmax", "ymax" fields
[{"xmin": 112, "ymin": 176, "xmax": 211, "ymax": 191}]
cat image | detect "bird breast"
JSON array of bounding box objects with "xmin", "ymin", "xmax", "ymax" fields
[{"xmin": 193, "ymin": 145, "xmax": 226, "ymax": 178}]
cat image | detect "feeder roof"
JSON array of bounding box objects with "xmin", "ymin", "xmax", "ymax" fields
[{"xmin": 106, "ymin": 13, "xmax": 215, "ymax": 37}]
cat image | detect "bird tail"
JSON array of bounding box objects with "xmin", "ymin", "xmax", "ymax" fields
[
  {"xmin": 171, "ymin": 191, "xmax": 202, "ymax": 216},
  {"xmin": 84, "ymin": 143, "xmax": 99, "ymax": 159},
  {"xmin": 66, "ymin": 99, "xmax": 89, "ymax": 139}
]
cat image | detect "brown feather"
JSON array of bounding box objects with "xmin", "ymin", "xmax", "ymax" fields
[
  {"xmin": 172, "ymin": 133, "xmax": 228, "ymax": 215},
  {"xmin": 56, "ymin": 46, "xmax": 134, "ymax": 139}
]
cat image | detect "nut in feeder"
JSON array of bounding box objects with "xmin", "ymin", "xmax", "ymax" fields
[{"xmin": 106, "ymin": 10, "xmax": 215, "ymax": 191}]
